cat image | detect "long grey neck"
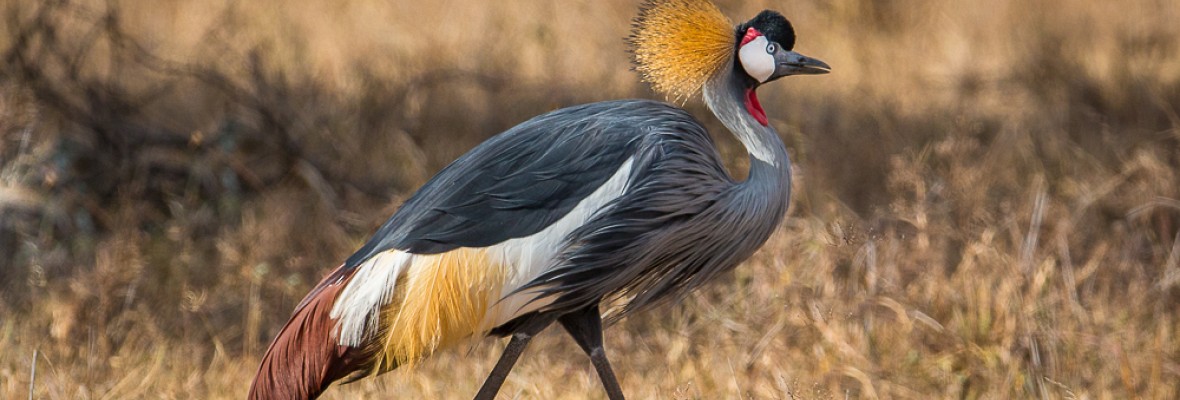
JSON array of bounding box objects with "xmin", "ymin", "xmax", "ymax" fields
[{"xmin": 702, "ymin": 63, "xmax": 792, "ymax": 198}]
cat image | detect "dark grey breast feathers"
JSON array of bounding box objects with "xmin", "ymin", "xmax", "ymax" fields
[{"xmin": 518, "ymin": 121, "xmax": 790, "ymax": 318}]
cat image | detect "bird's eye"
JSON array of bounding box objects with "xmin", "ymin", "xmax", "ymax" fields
[{"xmin": 766, "ymin": 43, "xmax": 776, "ymax": 54}]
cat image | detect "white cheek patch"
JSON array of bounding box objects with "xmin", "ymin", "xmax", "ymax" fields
[{"xmin": 739, "ymin": 36, "xmax": 775, "ymax": 83}]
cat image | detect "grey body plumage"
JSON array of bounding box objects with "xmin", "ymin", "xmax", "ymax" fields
[{"xmin": 345, "ymin": 93, "xmax": 790, "ymax": 326}]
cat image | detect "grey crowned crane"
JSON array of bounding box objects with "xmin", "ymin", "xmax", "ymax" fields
[{"xmin": 249, "ymin": 0, "xmax": 830, "ymax": 398}]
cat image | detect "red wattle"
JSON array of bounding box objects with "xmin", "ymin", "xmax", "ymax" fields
[
  {"xmin": 740, "ymin": 27, "xmax": 763, "ymax": 47},
  {"xmin": 745, "ymin": 88, "xmax": 768, "ymax": 126}
]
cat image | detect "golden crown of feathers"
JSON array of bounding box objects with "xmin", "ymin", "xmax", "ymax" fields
[{"xmin": 629, "ymin": 0, "xmax": 736, "ymax": 101}]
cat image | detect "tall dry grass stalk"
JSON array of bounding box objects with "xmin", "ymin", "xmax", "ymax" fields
[{"xmin": 1, "ymin": 0, "xmax": 1178, "ymax": 398}]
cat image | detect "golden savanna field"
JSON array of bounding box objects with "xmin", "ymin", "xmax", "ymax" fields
[{"xmin": 2, "ymin": 0, "xmax": 1178, "ymax": 398}]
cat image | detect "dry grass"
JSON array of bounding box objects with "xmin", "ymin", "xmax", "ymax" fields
[{"xmin": 2, "ymin": 0, "xmax": 1179, "ymax": 398}]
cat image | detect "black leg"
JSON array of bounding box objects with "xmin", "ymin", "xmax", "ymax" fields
[
  {"xmin": 559, "ymin": 306, "xmax": 625, "ymax": 400},
  {"xmin": 474, "ymin": 316, "xmax": 554, "ymax": 400}
]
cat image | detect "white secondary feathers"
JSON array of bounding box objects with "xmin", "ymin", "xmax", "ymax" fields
[
  {"xmin": 739, "ymin": 36, "xmax": 775, "ymax": 83},
  {"xmin": 330, "ymin": 250, "xmax": 412, "ymax": 346}
]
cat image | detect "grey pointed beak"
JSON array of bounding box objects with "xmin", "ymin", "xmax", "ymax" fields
[{"xmin": 773, "ymin": 51, "xmax": 831, "ymax": 78}]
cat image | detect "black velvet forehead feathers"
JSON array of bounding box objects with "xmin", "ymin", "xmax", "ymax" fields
[{"xmin": 738, "ymin": 10, "xmax": 796, "ymax": 50}]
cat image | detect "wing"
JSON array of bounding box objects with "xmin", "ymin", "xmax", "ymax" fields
[{"xmin": 344, "ymin": 100, "xmax": 693, "ymax": 268}]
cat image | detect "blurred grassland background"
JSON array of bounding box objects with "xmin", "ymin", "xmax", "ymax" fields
[{"xmin": 1, "ymin": 0, "xmax": 1179, "ymax": 398}]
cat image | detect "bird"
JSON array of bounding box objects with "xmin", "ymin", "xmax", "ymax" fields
[{"xmin": 248, "ymin": 0, "xmax": 829, "ymax": 398}]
